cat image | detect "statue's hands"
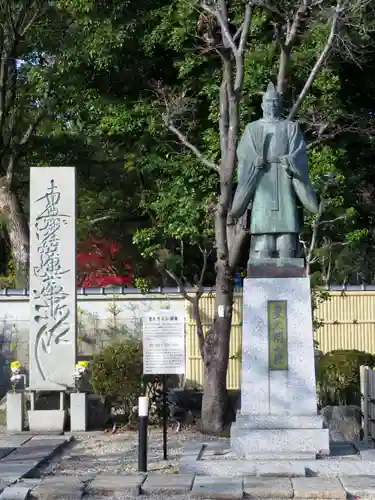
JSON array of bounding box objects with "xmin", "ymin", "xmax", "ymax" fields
[
  {"xmin": 254, "ymin": 157, "xmax": 264, "ymax": 169},
  {"xmin": 281, "ymin": 156, "xmax": 297, "ymax": 178},
  {"xmin": 227, "ymin": 212, "xmax": 236, "ymax": 225}
]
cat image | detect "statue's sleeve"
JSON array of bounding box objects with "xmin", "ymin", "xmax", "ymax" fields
[
  {"xmin": 231, "ymin": 125, "xmax": 262, "ymax": 219},
  {"xmin": 287, "ymin": 122, "xmax": 319, "ymax": 213}
]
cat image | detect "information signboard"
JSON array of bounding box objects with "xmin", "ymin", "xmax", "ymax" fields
[{"xmin": 143, "ymin": 312, "xmax": 185, "ymax": 375}]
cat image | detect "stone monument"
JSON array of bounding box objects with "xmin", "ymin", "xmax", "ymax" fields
[
  {"xmin": 28, "ymin": 166, "xmax": 77, "ymax": 431},
  {"xmin": 229, "ymin": 83, "xmax": 329, "ymax": 459}
]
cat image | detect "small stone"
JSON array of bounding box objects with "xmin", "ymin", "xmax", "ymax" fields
[
  {"xmin": 141, "ymin": 473, "xmax": 194, "ymax": 494},
  {"xmin": 244, "ymin": 477, "xmax": 293, "ymax": 498},
  {"xmin": 340, "ymin": 475, "xmax": 375, "ymax": 498},
  {"xmin": 191, "ymin": 476, "xmax": 243, "ymax": 499},
  {"xmin": 292, "ymin": 477, "xmax": 346, "ymax": 498},
  {"xmin": 87, "ymin": 474, "xmax": 145, "ymax": 496}
]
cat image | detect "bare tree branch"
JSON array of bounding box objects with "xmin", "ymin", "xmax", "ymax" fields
[
  {"xmin": 201, "ymin": 1, "xmax": 237, "ymax": 54},
  {"xmin": 285, "ymin": 0, "xmax": 312, "ymax": 48},
  {"xmin": 197, "ymin": 247, "xmax": 210, "ymax": 291},
  {"xmin": 19, "ymin": 2, "xmax": 47, "ymax": 38},
  {"xmin": 218, "ymin": 53, "xmax": 230, "ymax": 156},
  {"xmin": 305, "ymin": 182, "xmax": 328, "ymax": 271},
  {"xmin": 289, "ymin": 2, "xmax": 342, "ymax": 120},
  {"xmin": 156, "ymin": 254, "xmax": 206, "ymax": 358},
  {"xmin": 234, "ymin": 2, "xmax": 253, "ymax": 92},
  {"xmin": 276, "ymin": 0, "xmax": 312, "ymax": 94},
  {"xmin": 88, "ymin": 215, "xmax": 116, "ymax": 225},
  {"xmin": 318, "ymin": 214, "xmax": 347, "ymax": 226},
  {"xmin": 155, "ymin": 258, "xmax": 192, "ymax": 301},
  {"xmin": 165, "ymin": 120, "xmax": 220, "ymax": 173}
]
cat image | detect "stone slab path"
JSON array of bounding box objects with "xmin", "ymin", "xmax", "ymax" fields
[
  {"xmin": 0, "ymin": 435, "xmax": 70, "ymax": 485},
  {"xmin": 1, "ymin": 474, "xmax": 375, "ymax": 498},
  {"xmin": 1, "ymin": 431, "xmax": 375, "ymax": 498}
]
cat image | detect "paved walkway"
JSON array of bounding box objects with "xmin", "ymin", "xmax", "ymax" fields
[
  {"xmin": 0, "ymin": 433, "xmax": 374, "ymax": 498},
  {"xmin": 1, "ymin": 473, "xmax": 375, "ymax": 498}
]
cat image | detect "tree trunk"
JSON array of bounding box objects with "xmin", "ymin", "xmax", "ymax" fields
[
  {"xmin": 201, "ymin": 260, "xmax": 234, "ymax": 433},
  {"xmin": 0, "ymin": 181, "xmax": 29, "ymax": 288}
]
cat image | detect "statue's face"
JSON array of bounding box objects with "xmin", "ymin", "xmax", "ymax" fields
[{"xmin": 262, "ymin": 98, "xmax": 280, "ymax": 118}]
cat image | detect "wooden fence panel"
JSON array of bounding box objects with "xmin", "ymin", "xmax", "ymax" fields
[{"xmin": 186, "ymin": 291, "xmax": 375, "ymax": 390}]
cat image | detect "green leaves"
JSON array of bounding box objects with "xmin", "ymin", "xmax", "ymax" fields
[{"xmin": 21, "ymin": 0, "xmax": 375, "ymax": 290}]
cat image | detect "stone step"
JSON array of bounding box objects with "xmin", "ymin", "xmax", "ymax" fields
[
  {"xmin": 182, "ymin": 458, "xmax": 375, "ymax": 477},
  {"xmin": 233, "ymin": 414, "xmax": 324, "ymax": 430},
  {"xmin": 231, "ymin": 428, "xmax": 329, "ymax": 456},
  {"xmin": 243, "ymin": 452, "xmax": 317, "ymax": 460}
]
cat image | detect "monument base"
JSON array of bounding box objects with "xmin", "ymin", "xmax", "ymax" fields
[
  {"xmin": 248, "ymin": 257, "xmax": 306, "ymax": 278},
  {"xmin": 27, "ymin": 389, "xmax": 67, "ymax": 433},
  {"xmin": 231, "ymin": 414, "xmax": 329, "ymax": 459},
  {"xmin": 235, "ymin": 275, "xmax": 329, "ymax": 459},
  {"xmin": 180, "ymin": 440, "xmax": 375, "ymax": 477}
]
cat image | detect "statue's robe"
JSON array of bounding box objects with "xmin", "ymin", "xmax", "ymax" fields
[{"xmin": 231, "ymin": 118, "xmax": 319, "ymax": 234}]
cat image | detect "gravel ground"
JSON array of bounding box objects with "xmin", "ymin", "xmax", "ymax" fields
[
  {"xmin": 37, "ymin": 427, "xmax": 212, "ymax": 499},
  {"xmin": 39, "ymin": 427, "xmax": 218, "ymax": 478}
]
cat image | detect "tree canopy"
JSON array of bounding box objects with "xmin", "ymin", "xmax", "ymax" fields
[{"xmin": 2, "ymin": 0, "xmax": 374, "ymax": 288}]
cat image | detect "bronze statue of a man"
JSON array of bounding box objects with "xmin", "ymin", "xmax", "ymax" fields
[{"xmin": 231, "ymin": 82, "xmax": 319, "ymax": 263}]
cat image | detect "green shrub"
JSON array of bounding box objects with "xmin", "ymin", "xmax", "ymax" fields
[
  {"xmin": 316, "ymin": 349, "xmax": 375, "ymax": 407},
  {"xmin": 91, "ymin": 338, "xmax": 143, "ymax": 420}
]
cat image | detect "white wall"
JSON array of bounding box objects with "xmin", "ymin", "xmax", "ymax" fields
[{"xmin": 0, "ymin": 290, "xmax": 187, "ymax": 395}]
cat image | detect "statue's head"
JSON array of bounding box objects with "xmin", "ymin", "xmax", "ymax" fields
[{"xmin": 261, "ymin": 82, "xmax": 280, "ymax": 119}]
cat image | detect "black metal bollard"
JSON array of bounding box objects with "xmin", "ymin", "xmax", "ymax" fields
[
  {"xmin": 138, "ymin": 396, "xmax": 148, "ymax": 472},
  {"xmin": 162, "ymin": 374, "xmax": 168, "ymax": 460}
]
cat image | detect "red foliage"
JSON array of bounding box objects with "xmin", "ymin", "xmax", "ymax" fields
[{"xmin": 77, "ymin": 238, "xmax": 134, "ymax": 288}]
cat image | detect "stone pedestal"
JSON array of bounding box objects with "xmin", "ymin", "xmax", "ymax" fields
[
  {"xmin": 70, "ymin": 392, "xmax": 88, "ymax": 432},
  {"xmin": 27, "ymin": 390, "xmax": 67, "ymax": 433},
  {"xmin": 28, "ymin": 409, "xmax": 67, "ymax": 433},
  {"xmin": 231, "ymin": 276, "xmax": 329, "ymax": 459},
  {"xmin": 6, "ymin": 391, "xmax": 24, "ymax": 432}
]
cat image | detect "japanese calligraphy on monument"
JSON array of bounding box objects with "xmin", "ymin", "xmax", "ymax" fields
[
  {"xmin": 143, "ymin": 312, "xmax": 185, "ymax": 375},
  {"xmin": 268, "ymin": 300, "xmax": 288, "ymax": 370},
  {"xmin": 29, "ymin": 167, "xmax": 77, "ymax": 389}
]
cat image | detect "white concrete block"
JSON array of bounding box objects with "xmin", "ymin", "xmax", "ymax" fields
[
  {"xmin": 6, "ymin": 392, "xmax": 24, "ymax": 433},
  {"xmin": 70, "ymin": 392, "xmax": 87, "ymax": 432},
  {"xmin": 28, "ymin": 409, "xmax": 67, "ymax": 433}
]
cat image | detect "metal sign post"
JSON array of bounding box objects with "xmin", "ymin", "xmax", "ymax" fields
[
  {"xmin": 142, "ymin": 311, "xmax": 185, "ymax": 462},
  {"xmin": 162, "ymin": 374, "xmax": 168, "ymax": 460}
]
